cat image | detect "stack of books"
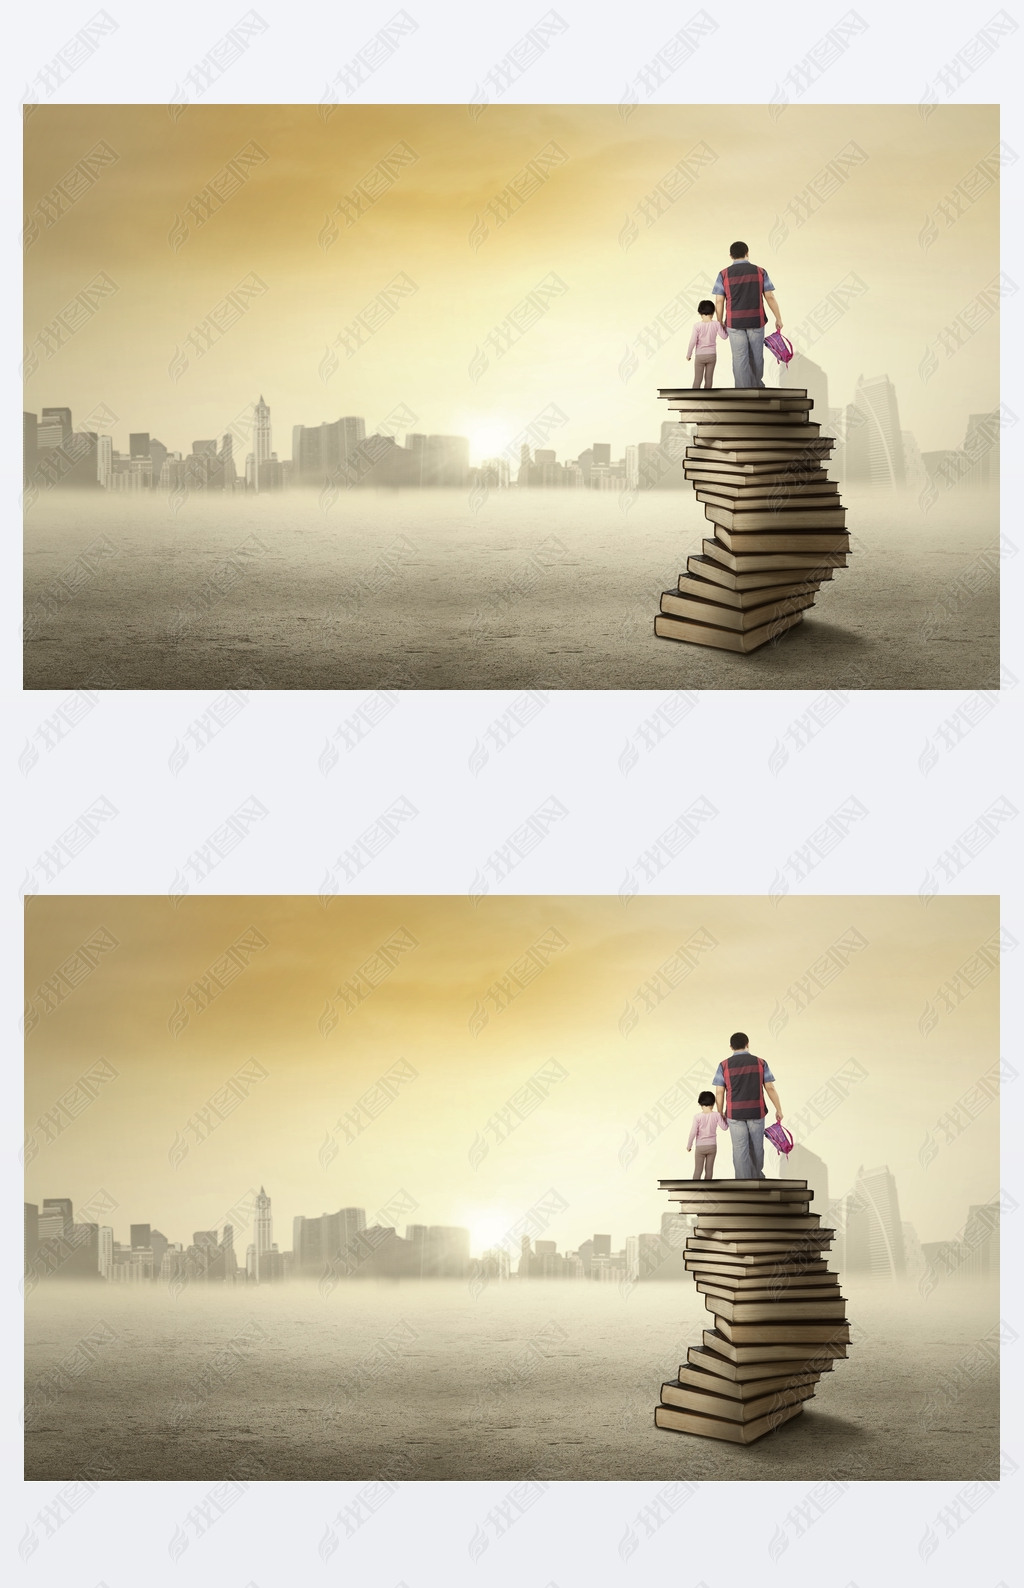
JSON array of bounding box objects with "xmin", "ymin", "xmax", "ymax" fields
[
  {"xmin": 653, "ymin": 1177, "xmax": 850, "ymax": 1443},
  {"xmin": 652, "ymin": 387, "xmax": 850, "ymax": 653}
]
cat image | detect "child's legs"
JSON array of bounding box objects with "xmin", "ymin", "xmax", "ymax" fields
[
  {"xmin": 700, "ymin": 354, "xmax": 716, "ymax": 389},
  {"xmin": 694, "ymin": 1143, "xmax": 716, "ymax": 1179},
  {"xmin": 693, "ymin": 352, "xmax": 715, "ymax": 389}
]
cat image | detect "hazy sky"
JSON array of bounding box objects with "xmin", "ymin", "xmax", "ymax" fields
[
  {"xmin": 24, "ymin": 104, "xmax": 998, "ymax": 461},
  {"xmin": 25, "ymin": 895, "xmax": 999, "ymax": 1254}
]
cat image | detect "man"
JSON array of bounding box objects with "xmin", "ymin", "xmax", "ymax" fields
[
  {"xmin": 713, "ymin": 1032, "xmax": 783, "ymax": 1180},
  {"xmin": 713, "ymin": 242, "xmax": 783, "ymax": 389}
]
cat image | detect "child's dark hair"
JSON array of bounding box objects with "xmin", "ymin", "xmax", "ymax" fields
[
  {"xmin": 698, "ymin": 1090, "xmax": 716, "ymax": 1106},
  {"xmin": 697, "ymin": 299, "xmax": 716, "ymax": 316}
]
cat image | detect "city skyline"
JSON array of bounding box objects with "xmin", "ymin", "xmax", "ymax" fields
[
  {"xmin": 22, "ymin": 376, "xmax": 999, "ymax": 496},
  {"xmin": 24, "ymin": 1169, "xmax": 999, "ymax": 1289},
  {"xmin": 25, "ymin": 896, "xmax": 1000, "ymax": 1252},
  {"xmin": 24, "ymin": 104, "xmax": 999, "ymax": 460}
]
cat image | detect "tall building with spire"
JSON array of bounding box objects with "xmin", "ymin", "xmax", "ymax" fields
[
  {"xmin": 253, "ymin": 1185, "xmax": 273, "ymax": 1282},
  {"xmin": 253, "ymin": 396, "xmax": 271, "ymax": 491}
]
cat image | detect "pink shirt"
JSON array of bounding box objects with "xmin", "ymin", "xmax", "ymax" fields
[
  {"xmin": 687, "ymin": 320, "xmax": 728, "ymax": 358},
  {"xmin": 687, "ymin": 1110, "xmax": 729, "ymax": 1149}
]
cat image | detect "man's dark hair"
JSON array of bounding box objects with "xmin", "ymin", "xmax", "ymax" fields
[
  {"xmin": 697, "ymin": 299, "xmax": 716, "ymax": 315},
  {"xmin": 730, "ymin": 1032, "xmax": 749, "ymax": 1049},
  {"xmin": 698, "ymin": 1090, "xmax": 716, "ymax": 1106},
  {"xmin": 729, "ymin": 241, "xmax": 749, "ymax": 258}
]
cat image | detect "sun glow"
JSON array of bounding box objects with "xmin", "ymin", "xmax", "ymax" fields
[
  {"xmin": 464, "ymin": 421, "xmax": 510, "ymax": 465},
  {"xmin": 463, "ymin": 1210, "xmax": 513, "ymax": 1256}
]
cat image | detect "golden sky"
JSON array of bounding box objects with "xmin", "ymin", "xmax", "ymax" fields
[
  {"xmin": 24, "ymin": 104, "xmax": 998, "ymax": 461},
  {"xmin": 25, "ymin": 895, "xmax": 999, "ymax": 1253}
]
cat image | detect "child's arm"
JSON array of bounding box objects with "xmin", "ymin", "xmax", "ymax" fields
[
  {"xmin": 686, "ymin": 326, "xmax": 698, "ymax": 359},
  {"xmin": 686, "ymin": 1118, "xmax": 697, "ymax": 1150},
  {"xmin": 716, "ymin": 320, "xmax": 728, "ymax": 340}
]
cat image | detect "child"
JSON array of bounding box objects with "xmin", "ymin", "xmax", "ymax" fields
[
  {"xmin": 686, "ymin": 300, "xmax": 728, "ymax": 389},
  {"xmin": 687, "ymin": 1090, "xmax": 729, "ymax": 1179}
]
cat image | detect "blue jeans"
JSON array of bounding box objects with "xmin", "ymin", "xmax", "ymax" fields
[
  {"xmin": 729, "ymin": 1118, "xmax": 765, "ymax": 1178},
  {"xmin": 727, "ymin": 327, "xmax": 765, "ymax": 388}
]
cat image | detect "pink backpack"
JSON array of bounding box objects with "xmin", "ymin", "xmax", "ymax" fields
[
  {"xmin": 764, "ymin": 1121, "xmax": 794, "ymax": 1156},
  {"xmin": 764, "ymin": 331, "xmax": 794, "ymax": 365}
]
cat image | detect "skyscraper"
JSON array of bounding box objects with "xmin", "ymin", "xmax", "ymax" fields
[
  {"xmin": 253, "ymin": 1185, "xmax": 273, "ymax": 1282},
  {"xmin": 149, "ymin": 439, "xmax": 168, "ymax": 489},
  {"xmin": 36, "ymin": 1210, "xmax": 65, "ymax": 1243},
  {"xmin": 845, "ymin": 1164, "xmax": 906, "ymax": 1278},
  {"xmin": 404, "ymin": 435, "xmax": 470, "ymax": 486},
  {"xmin": 901, "ymin": 1221, "xmax": 925, "ymax": 1279},
  {"xmin": 69, "ymin": 1223, "xmax": 101, "ymax": 1279},
  {"xmin": 962, "ymin": 1202, "xmax": 999, "ymax": 1277},
  {"xmin": 150, "ymin": 1229, "xmax": 169, "ymax": 1278},
  {"xmin": 292, "ymin": 1206, "xmax": 367, "ymax": 1276},
  {"xmin": 96, "ymin": 433, "xmax": 113, "ymax": 489},
  {"xmin": 219, "ymin": 433, "xmax": 237, "ymax": 489},
  {"xmin": 845, "ymin": 374, "xmax": 906, "ymax": 486},
  {"xmin": 65, "ymin": 431, "xmax": 101, "ymax": 489},
  {"xmin": 961, "ymin": 412, "xmax": 1000, "ymax": 489},
  {"xmin": 660, "ymin": 1209, "xmax": 688, "ymax": 1250},
  {"xmin": 290, "ymin": 413, "xmax": 367, "ymax": 483},
  {"xmin": 637, "ymin": 441, "xmax": 663, "ymax": 489},
  {"xmin": 43, "ymin": 1198, "xmax": 73, "ymax": 1238},
  {"xmin": 412, "ymin": 1226, "xmax": 471, "ymax": 1277},
  {"xmin": 901, "ymin": 431, "xmax": 927, "ymax": 490},
  {"xmin": 253, "ymin": 396, "xmax": 271, "ymax": 491},
  {"xmin": 41, "ymin": 407, "xmax": 72, "ymax": 446}
]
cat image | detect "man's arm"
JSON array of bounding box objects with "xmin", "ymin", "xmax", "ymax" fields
[
  {"xmin": 714, "ymin": 293, "xmax": 725, "ymax": 324},
  {"xmin": 764, "ymin": 1081, "xmax": 783, "ymax": 1122},
  {"xmin": 764, "ymin": 290, "xmax": 782, "ymax": 331},
  {"xmin": 715, "ymin": 1085, "xmax": 726, "ymax": 1116}
]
